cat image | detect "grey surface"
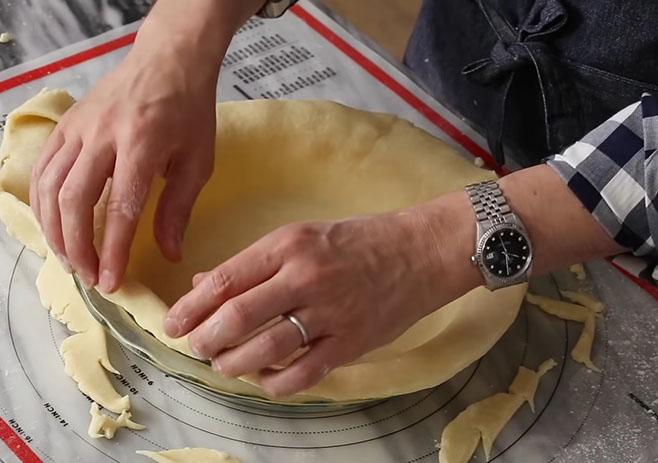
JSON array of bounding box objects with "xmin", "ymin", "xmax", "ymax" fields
[
  {"xmin": 0, "ymin": 1, "xmax": 655, "ymax": 462},
  {"xmin": 0, "ymin": 0, "xmax": 152, "ymax": 69}
]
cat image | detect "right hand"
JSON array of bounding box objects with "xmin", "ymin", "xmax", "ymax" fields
[{"xmin": 30, "ymin": 44, "xmax": 219, "ymax": 291}]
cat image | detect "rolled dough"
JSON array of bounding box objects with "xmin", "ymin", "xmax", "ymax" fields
[{"xmin": 0, "ymin": 89, "xmax": 527, "ymax": 404}]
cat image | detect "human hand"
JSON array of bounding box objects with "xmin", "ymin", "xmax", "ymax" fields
[
  {"xmin": 30, "ymin": 40, "xmax": 219, "ymax": 291},
  {"xmin": 163, "ymin": 209, "xmax": 478, "ymax": 397},
  {"xmin": 29, "ymin": 0, "xmax": 268, "ymax": 292}
]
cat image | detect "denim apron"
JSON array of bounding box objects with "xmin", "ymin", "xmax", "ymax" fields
[{"xmin": 405, "ymin": 0, "xmax": 658, "ymax": 166}]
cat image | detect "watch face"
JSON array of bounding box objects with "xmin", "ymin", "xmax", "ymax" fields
[{"xmin": 481, "ymin": 228, "xmax": 530, "ymax": 278}]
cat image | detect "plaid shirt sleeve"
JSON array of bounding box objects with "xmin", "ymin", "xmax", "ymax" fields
[{"xmin": 546, "ymin": 93, "xmax": 658, "ymax": 257}]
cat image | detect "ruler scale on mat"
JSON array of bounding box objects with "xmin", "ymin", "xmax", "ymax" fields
[{"xmin": 0, "ymin": 2, "xmax": 656, "ymax": 462}]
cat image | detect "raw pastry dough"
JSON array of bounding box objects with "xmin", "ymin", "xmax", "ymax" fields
[
  {"xmin": 137, "ymin": 448, "xmax": 240, "ymax": 463},
  {"xmin": 0, "ymin": 192, "xmax": 47, "ymax": 256},
  {"xmin": 0, "ymin": 92, "xmax": 133, "ymax": 418},
  {"xmin": 0, "ymin": 90, "xmax": 527, "ymax": 403},
  {"xmin": 526, "ymin": 293, "xmax": 600, "ymax": 371},
  {"xmin": 569, "ymin": 263, "xmax": 586, "ymax": 281},
  {"xmin": 0, "ymin": 191, "xmax": 130, "ymax": 413},
  {"xmin": 525, "ymin": 293, "xmax": 593, "ymax": 323},
  {"xmin": 438, "ymin": 359, "xmax": 556, "ymax": 463},
  {"xmin": 110, "ymin": 98, "xmax": 527, "ymax": 399},
  {"xmin": 0, "ymin": 88, "xmax": 74, "ymax": 203},
  {"xmin": 559, "ymin": 289, "xmax": 604, "ymax": 313},
  {"xmin": 571, "ymin": 315, "xmax": 600, "ymax": 372},
  {"xmin": 88, "ymin": 402, "xmax": 144, "ymax": 439}
]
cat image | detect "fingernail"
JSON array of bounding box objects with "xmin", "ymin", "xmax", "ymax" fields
[
  {"xmin": 189, "ymin": 341, "xmax": 205, "ymax": 359},
  {"xmin": 56, "ymin": 253, "xmax": 72, "ymax": 273},
  {"xmin": 164, "ymin": 317, "xmax": 182, "ymax": 338},
  {"xmin": 80, "ymin": 270, "xmax": 96, "ymax": 288},
  {"xmin": 211, "ymin": 359, "xmax": 224, "ymax": 375},
  {"xmin": 99, "ymin": 270, "xmax": 116, "ymax": 293}
]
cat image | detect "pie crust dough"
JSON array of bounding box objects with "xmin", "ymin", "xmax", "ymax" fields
[
  {"xmin": 438, "ymin": 359, "xmax": 556, "ymax": 463},
  {"xmin": 0, "ymin": 89, "xmax": 527, "ymax": 405},
  {"xmin": 88, "ymin": 402, "xmax": 144, "ymax": 439},
  {"xmin": 559, "ymin": 289, "xmax": 604, "ymax": 313},
  {"xmin": 526, "ymin": 293, "xmax": 601, "ymax": 371},
  {"xmin": 569, "ymin": 263, "xmax": 586, "ymax": 281}
]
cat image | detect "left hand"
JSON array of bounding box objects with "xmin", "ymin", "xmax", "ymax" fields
[{"xmin": 164, "ymin": 211, "xmax": 459, "ymax": 397}]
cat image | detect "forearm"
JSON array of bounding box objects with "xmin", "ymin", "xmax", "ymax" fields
[
  {"xmin": 412, "ymin": 165, "xmax": 624, "ymax": 299},
  {"xmin": 133, "ymin": 0, "xmax": 266, "ymax": 79}
]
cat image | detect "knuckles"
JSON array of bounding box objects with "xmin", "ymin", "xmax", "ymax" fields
[
  {"xmin": 277, "ymin": 222, "xmax": 322, "ymax": 254},
  {"xmin": 57, "ymin": 182, "xmax": 82, "ymax": 210},
  {"xmin": 257, "ymin": 330, "xmax": 280, "ymax": 359},
  {"xmin": 209, "ymin": 268, "xmax": 233, "ymax": 299},
  {"xmin": 222, "ymin": 299, "xmax": 253, "ymax": 334}
]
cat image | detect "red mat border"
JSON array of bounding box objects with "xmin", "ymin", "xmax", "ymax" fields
[
  {"xmin": 0, "ymin": 417, "xmax": 41, "ymax": 463},
  {"xmin": 0, "ymin": 32, "xmax": 136, "ymax": 93},
  {"xmin": 0, "ymin": 5, "xmax": 654, "ymax": 459}
]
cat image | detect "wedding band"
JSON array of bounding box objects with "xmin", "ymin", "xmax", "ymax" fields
[{"xmin": 285, "ymin": 314, "xmax": 309, "ymax": 347}]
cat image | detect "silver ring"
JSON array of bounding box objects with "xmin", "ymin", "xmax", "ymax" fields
[{"xmin": 285, "ymin": 314, "xmax": 309, "ymax": 347}]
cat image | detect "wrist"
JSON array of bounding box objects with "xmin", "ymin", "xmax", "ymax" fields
[
  {"xmin": 133, "ymin": 0, "xmax": 266, "ymax": 80},
  {"xmin": 406, "ymin": 191, "xmax": 484, "ymax": 307}
]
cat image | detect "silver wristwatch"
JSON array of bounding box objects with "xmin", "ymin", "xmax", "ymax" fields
[
  {"xmin": 466, "ymin": 181, "xmax": 533, "ymax": 290},
  {"xmin": 258, "ymin": 0, "xmax": 299, "ymax": 18}
]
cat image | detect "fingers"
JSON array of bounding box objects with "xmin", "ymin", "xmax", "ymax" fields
[
  {"xmin": 35, "ymin": 141, "xmax": 80, "ymax": 270},
  {"xmin": 210, "ymin": 309, "xmax": 314, "ymax": 378},
  {"xmin": 59, "ymin": 144, "xmax": 116, "ymax": 285},
  {"xmin": 164, "ymin": 237, "xmax": 283, "ymax": 337},
  {"xmin": 97, "ymin": 154, "xmax": 154, "ymax": 292},
  {"xmin": 259, "ymin": 336, "xmax": 349, "ymax": 397},
  {"xmin": 30, "ymin": 129, "xmax": 65, "ymax": 222},
  {"xmin": 153, "ymin": 155, "xmax": 213, "ymax": 261},
  {"xmin": 186, "ymin": 274, "xmax": 294, "ymax": 358},
  {"xmin": 192, "ymin": 271, "xmax": 209, "ymax": 287}
]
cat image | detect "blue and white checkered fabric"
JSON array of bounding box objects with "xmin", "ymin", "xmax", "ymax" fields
[{"xmin": 548, "ymin": 93, "xmax": 658, "ymax": 257}]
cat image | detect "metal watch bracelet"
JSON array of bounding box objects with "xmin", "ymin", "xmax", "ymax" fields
[{"xmin": 465, "ymin": 181, "xmax": 515, "ymax": 227}]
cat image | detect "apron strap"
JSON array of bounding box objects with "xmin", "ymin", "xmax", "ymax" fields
[{"xmin": 463, "ymin": 0, "xmax": 582, "ymax": 164}]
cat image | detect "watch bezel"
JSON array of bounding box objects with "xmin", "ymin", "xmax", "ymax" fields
[{"xmin": 474, "ymin": 222, "xmax": 533, "ymax": 287}]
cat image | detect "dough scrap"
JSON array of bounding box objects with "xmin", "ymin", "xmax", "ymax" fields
[
  {"xmin": 0, "ymin": 192, "xmax": 46, "ymax": 256},
  {"xmin": 569, "ymin": 263, "xmax": 586, "ymax": 281},
  {"xmin": 508, "ymin": 359, "xmax": 556, "ymax": 412},
  {"xmin": 438, "ymin": 359, "xmax": 555, "ymax": 463},
  {"xmin": 559, "ymin": 289, "xmax": 604, "ymax": 313},
  {"xmin": 571, "ymin": 315, "xmax": 600, "ymax": 372},
  {"xmin": 88, "ymin": 402, "xmax": 144, "ymax": 439},
  {"xmin": 525, "ymin": 293, "xmax": 591, "ymax": 323},
  {"xmin": 0, "ymin": 88, "xmax": 74, "ymax": 203},
  {"xmin": 36, "ymin": 250, "xmax": 131, "ymax": 413},
  {"xmin": 0, "ymin": 90, "xmax": 131, "ymax": 416},
  {"xmin": 526, "ymin": 293, "xmax": 600, "ymax": 371},
  {"xmin": 137, "ymin": 448, "xmax": 240, "ymax": 463},
  {"xmin": 0, "ymin": 32, "xmax": 11, "ymax": 43},
  {"xmin": 0, "ymin": 90, "xmax": 527, "ymax": 404}
]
